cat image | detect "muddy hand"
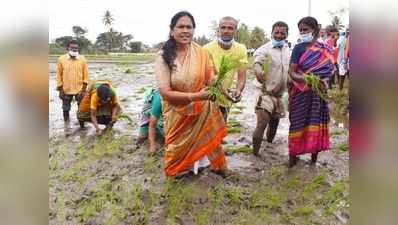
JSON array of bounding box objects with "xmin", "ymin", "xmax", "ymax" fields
[
  {"xmin": 231, "ymin": 89, "xmax": 242, "ymax": 103},
  {"xmin": 254, "ymin": 64, "xmax": 266, "ymax": 84},
  {"xmin": 96, "ymin": 128, "xmax": 103, "ymax": 135},
  {"xmin": 220, "ymin": 87, "xmax": 235, "ymax": 102}
]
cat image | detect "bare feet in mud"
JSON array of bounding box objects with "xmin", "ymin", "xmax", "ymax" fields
[{"xmin": 288, "ymin": 155, "xmax": 299, "ymax": 168}]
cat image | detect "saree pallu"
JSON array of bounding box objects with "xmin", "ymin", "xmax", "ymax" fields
[
  {"xmin": 156, "ymin": 43, "xmax": 228, "ymax": 176},
  {"xmin": 288, "ymin": 42, "xmax": 335, "ymax": 156}
]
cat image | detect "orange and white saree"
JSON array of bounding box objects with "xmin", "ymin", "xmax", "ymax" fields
[{"xmin": 155, "ymin": 42, "xmax": 227, "ymax": 177}]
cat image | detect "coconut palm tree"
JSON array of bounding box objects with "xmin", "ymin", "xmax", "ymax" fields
[
  {"xmin": 328, "ymin": 7, "xmax": 348, "ymax": 31},
  {"xmin": 331, "ymin": 16, "xmax": 345, "ymax": 31},
  {"xmin": 102, "ymin": 10, "xmax": 115, "ymax": 52},
  {"xmin": 102, "ymin": 10, "xmax": 114, "ymax": 30}
]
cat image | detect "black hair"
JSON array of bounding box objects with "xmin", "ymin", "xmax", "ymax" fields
[
  {"xmin": 67, "ymin": 39, "xmax": 79, "ymax": 48},
  {"xmin": 272, "ymin": 21, "xmax": 289, "ymax": 33},
  {"xmin": 162, "ymin": 11, "xmax": 196, "ymax": 72},
  {"xmin": 97, "ymin": 84, "xmax": 111, "ymax": 102},
  {"xmin": 326, "ymin": 25, "xmax": 339, "ymax": 33},
  {"xmin": 298, "ymin": 16, "xmax": 320, "ymax": 38}
]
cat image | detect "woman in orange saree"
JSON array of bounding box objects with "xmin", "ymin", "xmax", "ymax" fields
[{"xmin": 155, "ymin": 11, "xmax": 228, "ymax": 177}]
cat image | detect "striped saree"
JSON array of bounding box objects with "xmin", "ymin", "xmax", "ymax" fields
[
  {"xmin": 288, "ymin": 42, "xmax": 335, "ymax": 156},
  {"xmin": 155, "ymin": 42, "xmax": 228, "ymax": 177}
]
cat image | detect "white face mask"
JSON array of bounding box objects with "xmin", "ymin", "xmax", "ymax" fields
[
  {"xmin": 69, "ymin": 50, "xmax": 79, "ymax": 58},
  {"xmin": 300, "ymin": 32, "xmax": 313, "ymax": 43}
]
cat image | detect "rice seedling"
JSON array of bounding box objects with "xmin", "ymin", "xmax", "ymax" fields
[
  {"xmin": 261, "ymin": 56, "xmax": 272, "ymax": 93},
  {"xmin": 227, "ymin": 127, "xmax": 241, "ymax": 134},
  {"xmin": 320, "ymin": 181, "xmax": 347, "ymax": 216},
  {"xmin": 338, "ymin": 142, "xmax": 349, "ymax": 152},
  {"xmin": 225, "ymin": 145, "xmax": 252, "ymax": 154},
  {"xmin": 304, "ymin": 73, "xmax": 329, "ymax": 101},
  {"xmin": 118, "ymin": 113, "xmax": 133, "ymax": 123},
  {"xmin": 209, "ymin": 55, "xmax": 239, "ymax": 105}
]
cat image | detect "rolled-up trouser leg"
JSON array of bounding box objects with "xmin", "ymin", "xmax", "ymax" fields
[
  {"xmin": 252, "ymin": 109, "xmax": 271, "ymax": 156},
  {"xmin": 62, "ymin": 95, "xmax": 74, "ymax": 122}
]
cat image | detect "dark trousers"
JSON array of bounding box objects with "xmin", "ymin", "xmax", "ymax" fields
[
  {"xmin": 61, "ymin": 94, "xmax": 82, "ymax": 112},
  {"xmin": 252, "ymin": 109, "xmax": 280, "ymax": 156}
]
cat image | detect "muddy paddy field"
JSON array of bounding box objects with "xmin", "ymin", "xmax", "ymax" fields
[{"xmin": 49, "ymin": 55, "xmax": 349, "ymax": 225}]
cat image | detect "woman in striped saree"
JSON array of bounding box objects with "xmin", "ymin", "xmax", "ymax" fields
[
  {"xmin": 288, "ymin": 17, "xmax": 336, "ymax": 167},
  {"xmin": 155, "ymin": 11, "xmax": 228, "ymax": 177}
]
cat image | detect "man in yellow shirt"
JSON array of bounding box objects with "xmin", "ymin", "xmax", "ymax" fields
[
  {"xmin": 204, "ymin": 16, "xmax": 248, "ymax": 122},
  {"xmin": 56, "ymin": 40, "xmax": 89, "ymax": 123},
  {"xmin": 77, "ymin": 81, "xmax": 121, "ymax": 134}
]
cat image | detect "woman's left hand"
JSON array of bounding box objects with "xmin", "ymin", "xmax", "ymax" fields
[
  {"xmin": 320, "ymin": 78, "xmax": 329, "ymax": 90},
  {"xmin": 197, "ymin": 87, "xmax": 211, "ymax": 101}
]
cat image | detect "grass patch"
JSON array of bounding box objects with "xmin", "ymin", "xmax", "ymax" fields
[
  {"xmin": 233, "ymin": 105, "xmax": 245, "ymax": 111},
  {"xmin": 293, "ymin": 204, "xmax": 315, "ymax": 217},
  {"xmin": 338, "ymin": 142, "xmax": 349, "ymax": 152},
  {"xmin": 195, "ymin": 207, "xmax": 212, "ymax": 225},
  {"xmin": 118, "ymin": 113, "xmax": 133, "ymax": 124},
  {"xmin": 143, "ymin": 155, "xmax": 158, "ymax": 173},
  {"xmin": 224, "ymin": 186, "xmax": 245, "ymax": 204},
  {"xmin": 331, "ymin": 129, "xmax": 346, "ymax": 136},
  {"xmin": 230, "ymin": 109, "xmax": 242, "ymax": 115},
  {"xmin": 163, "ymin": 179, "xmax": 195, "ymax": 221},
  {"xmin": 228, "ymin": 127, "xmax": 241, "ymax": 134},
  {"xmin": 225, "ymin": 145, "xmax": 252, "ymax": 154},
  {"xmin": 227, "ymin": 119, "xmax": 241, "ymax": 128},
  {"xmin": 136, "ymin": 87, "xmax": 147, "ymax": 94},
  {"xmin": 50, "ymin": 53, "xmax": 155, "ymax": 63},
  {"xmin": 56, "ymin": 190, "xmax": 67, "ymax": 224},
  {"xmin": 282, "ymin": 175, "xmax": 301, "ymax": 189},
  {"xmin": 92, "ymin": 134, "xmax": 127, "ymax": 156},
  {"xmin": 303, "ymin": 172, "xmax": 327, "ymax": 199},
  {"xmin": 320, "ymin": 181, "xmax": 348, "ymax": 216}
]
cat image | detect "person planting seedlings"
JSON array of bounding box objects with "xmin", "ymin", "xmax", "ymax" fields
[
  {"xmin": 288, "ymin": 16, "xmax": 336, "ymax": 167},
  {"xmin": 252, "ymin": 21, "xmax": 291, "ymax": 157},
  {"xmin": 204, "ymin": 16, "xmax": 248, "ymax": 123},
  {"xmin": 208, "ymin": 55, "xmax": 240, "ymax": 105}
]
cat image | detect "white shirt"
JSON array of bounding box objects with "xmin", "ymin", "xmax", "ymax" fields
[{"xmin": 253, "ymin": 42, "xmax": 291, "ymax": 96}]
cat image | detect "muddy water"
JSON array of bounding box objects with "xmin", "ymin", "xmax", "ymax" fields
[
  {"xmin": 49, "ymin": 60, "xmax": 348, "ymax": 182},
  {"xmin": 49, "ymin": 60, "xmax": 349, "ymax": 224}
]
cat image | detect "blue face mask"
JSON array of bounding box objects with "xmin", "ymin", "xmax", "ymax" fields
[
  {"xmin": 272, "ymin": 39, "xmax": 285, "ymax": 47},
  {"xmin": 300, "ymin": 32, "xmax": 313, "ymax": 43},
  {"xmin": 218, "ymin": 37, "xmax": 234, "ymax": 46}
]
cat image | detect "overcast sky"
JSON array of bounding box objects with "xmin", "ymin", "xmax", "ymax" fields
[{"xmin": 48, "ymin": 0, "xmax": 349, "ymax": 46}]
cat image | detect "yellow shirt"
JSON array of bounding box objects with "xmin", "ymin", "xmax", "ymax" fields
[
  {"xmin": 203, "ymin": 40, "xmax": 248, "ymax": 107},
  {"xmin": 78, "ymin": 81, "xmax": 119, "ymax": 113},
  {"xmin": 56, "ymin": 54, "xmax": 89, "ymax": 95},
  {"xmin": 90, "ymin": 91, "xmax": 119, "ymax": 111}
]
